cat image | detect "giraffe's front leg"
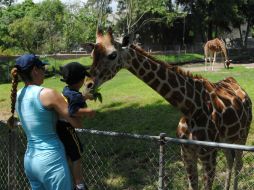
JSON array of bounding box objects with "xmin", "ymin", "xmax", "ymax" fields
[
  {"xmin": 199, "ymin": 147, "xmax": 217, "ymax": 190},
  {"xmin": 212, "ymin": 52, "xmax": 217, "ymax": 71},
  {"xmin": 223, "ymin": 149, "xmax": 234, "ymax": 190},
  {"xmin": 177, "ymin": 117, "xmax": 198, "ymax": 190},
  {"xmin": 205, "ymin": 57, "xmax": 208, "ymax": 71},
  {"xmin": 233, "ymin": 150, "xmax": 243, "ymax": 190},
  {"xmin": 181, "ymin": 145, "xmax": 198, "ymax": 190}
]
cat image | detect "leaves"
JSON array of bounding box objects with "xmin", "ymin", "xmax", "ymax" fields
[
  {"xmin": 91, "ymin": 88, "xmax": 103, "ymax": 103},
  {"xmin": 93, "ymin": 92, "xmax": 103, "ymax": 103}
]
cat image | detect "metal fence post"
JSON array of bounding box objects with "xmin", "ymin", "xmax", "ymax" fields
[{"xmin": 158, "ymin": 133, "xmax": 166, "ymax": 190}]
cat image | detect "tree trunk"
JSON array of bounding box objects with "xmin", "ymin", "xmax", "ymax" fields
[
  {"xmin": 244, "ymin": 21, "xmax": 250, "ymax": 49},
  {"xmin": 238, "ymin": 25, "xmax": 243, "ymax": 47},
  {"xmin": 207, "ymin": 21, "xmax": 213, "ymax": 40}
]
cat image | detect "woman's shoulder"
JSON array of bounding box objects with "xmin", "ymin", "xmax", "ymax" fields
[
  {"xmin": 41, "ymin": 87, "xmax": 59, "ymax": 97},
  {"xmin": 40, "ymin": 87, "xmax": 63, "ymax": 108}
]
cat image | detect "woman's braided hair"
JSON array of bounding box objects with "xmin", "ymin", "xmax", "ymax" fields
[{"xmin": 7, "ymin": 68, "xmax": 19, "ymax": 128}]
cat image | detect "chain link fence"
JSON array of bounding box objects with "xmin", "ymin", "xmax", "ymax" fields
[{"xmin": 0, "ymin": 121, "xmax": 254, "ymax": 190}]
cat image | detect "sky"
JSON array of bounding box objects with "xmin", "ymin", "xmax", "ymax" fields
[
  {"xmin": 16, "ymin": 0, "xmax": 118, "ymax": 10},
  {"xmin": 17, "ymin": 0, "xmax": 86, "ymax": 3}
]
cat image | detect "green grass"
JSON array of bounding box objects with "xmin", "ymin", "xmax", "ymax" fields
[
  {"xmin": 1, "ymin": 54, "xmax": 253, "ymax": 141},
  {"xmin": 155, "ymin": 53, "xmax": 203, "ymax": 63},
  {"xmin": 2, "ymin": 65, "xmax": 253, "ymax": 142},
  {"xmin": 86, "ymin": 66, "xmax": 254, "ymax": 143},
  {"xmin": 42, "ymin": 56, "xmax": 92, "ymax": 72},
  {"xmin": 1, "ymin": 56, "xmax": 254, "ymax": 189}
]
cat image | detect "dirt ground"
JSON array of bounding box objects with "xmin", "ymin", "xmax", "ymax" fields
[
  {"xmin": 181, "ymin": 62, "xmax": 254, "ymax": 72},
  {"xmin": 0, "ymin": 111, "xmax": 11, "ymax": 121}
]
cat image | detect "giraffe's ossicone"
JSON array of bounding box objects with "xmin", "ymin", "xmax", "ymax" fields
[{"xmin": 83, "ymin": 28, "xmax": 252, "ymax": 190}]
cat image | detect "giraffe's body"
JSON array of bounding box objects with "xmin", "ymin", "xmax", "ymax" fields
[
  {"xmin": 84, "ymin": 29, "xmax": 252, "ymax": 190},
  {"xmin": 204, "ymin": 38, "xmax": 231, "ymax": 71}
]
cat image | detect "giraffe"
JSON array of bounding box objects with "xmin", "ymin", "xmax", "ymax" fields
[
  {"xmin": 204, "ymin": 38, "xmax": 231, "ymax": 71},
  {"xmin": 84, "ymin": 29, "xmax": 252, "ymax": 190}
]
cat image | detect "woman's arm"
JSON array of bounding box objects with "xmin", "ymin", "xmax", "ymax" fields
[{"xmin": 39, "ymin": 88, "xmax": 83, "ymax": 128}]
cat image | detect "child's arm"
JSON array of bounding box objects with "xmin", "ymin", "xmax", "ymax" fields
[{"xmin": 72, "ymin": 107, "xmax": 95, "ymax": 118}]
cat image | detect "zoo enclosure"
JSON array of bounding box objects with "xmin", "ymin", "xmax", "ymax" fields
[
  {"xmin": 0, "ymin": 121, "xmax": 254, "ymax": 190},
  {"xmin": 1, "ymin": 45, "xmax": 254, "ymax": 84}
]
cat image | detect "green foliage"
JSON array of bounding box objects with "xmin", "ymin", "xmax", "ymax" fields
[
  {"xmin": 0, "ymin": 0, "xmax": 99, "ymax": 54},
  {"xmin": 115, "ymin": 0, "xmax": 178, "ymax": 34},
  {"xmin": 9, "ymin": 16, "xmax": 47, "ymax": 53},
  {"xmin": 0, "ymin": 0, "xmax": 254, "ymax": 54},
  {"xmin": 63, "ymin": 5, "xmax": 97, "ymax": 51},
  {"xmin": 37, "ymin": 0, "xmax": 65, "ymax": 53},
  {"xmin": 176, "ymin": 0, "xmax": 254, "ymax": 41}
]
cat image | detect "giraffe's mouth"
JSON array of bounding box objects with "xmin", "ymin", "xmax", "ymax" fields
[{"xmin": 83, "ymin": 77, "xmax": 103, "ymax": 103}]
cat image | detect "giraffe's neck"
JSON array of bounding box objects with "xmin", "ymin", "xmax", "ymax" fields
[
  {"xmin": 215, "ymin": 39, "xmax": 229, "ymax": 60},
  {"xmin": 123, "ymin": 45, "xmax": 202, "ymax": 117},
  {"xmin": 221, "ymin": 46, "xmax": 229, "ymax": 60}
]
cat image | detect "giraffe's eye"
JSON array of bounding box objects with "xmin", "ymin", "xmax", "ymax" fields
[{"xmin": 107, "ymin": 52, "xmax": 117, "ymax": 60}]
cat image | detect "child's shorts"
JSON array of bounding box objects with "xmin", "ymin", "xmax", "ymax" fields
[{"xmin": 56, "ymin": 120, "xmax": 83, "ymax": 161}]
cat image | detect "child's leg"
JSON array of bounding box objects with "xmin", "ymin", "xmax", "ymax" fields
[
  {"xmin": 72, "ymin": 159, "xmax": 83, "ymax": 185},
  {"xmin": 72, "ymin": 159, "xmax": 89, "ymax": 190}
]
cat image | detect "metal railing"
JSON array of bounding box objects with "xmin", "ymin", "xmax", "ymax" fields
[{"xmin": 1, "ymin": 121, "xmax": 254, "ymax": 190}]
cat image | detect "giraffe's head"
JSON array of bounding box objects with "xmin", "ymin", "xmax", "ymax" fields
[
  {"xmin": 225, "ymin": 59, "xmax": 231, "ymax": 69},
  {"xmin": 83, "ymin": 28, "xmax": 130, "ymax": 96}
]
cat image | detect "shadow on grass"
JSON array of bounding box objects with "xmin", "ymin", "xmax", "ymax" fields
[
  {"xmin": 84, "ymin": 100, "xmax": 182, "ymax": 137},
  {"xmin": 80, "ymin": 101, "xmax": 187, "ymax": 189}
]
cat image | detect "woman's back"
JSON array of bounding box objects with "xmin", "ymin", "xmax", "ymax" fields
[{"xmin": 16, "ymin": 85, "xmax": 59, "ymax": 149}]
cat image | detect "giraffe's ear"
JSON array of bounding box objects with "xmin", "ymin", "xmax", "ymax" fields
[
  {"xmin": 107, "ymin": 27, "xmax": 113, "ymax": 36},
  {"xmin": 122, "ymin": 35, "xmax": 130, "ymax": 47},
  {"xmin": 106, "ymin": 27, "xmax": 114, "ymax": 42},
  {"xmin": 96, "ymin": 27, "xmax": 104, "ymax": 43}
]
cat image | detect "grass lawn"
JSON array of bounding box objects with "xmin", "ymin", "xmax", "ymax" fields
[
  {"xmin": 84, "ymin": 66, "xmax": 254, "ymax": 144},
  {"xmin": 1, "ymin": 56, "xmax": 254, "ymax": 189},
  {"xmin": 155, "ymin": 53, "xmax": 203, "ymax": 63},
  {"xmin": 1, "ymin": 61, "xmax": 253, "ymax": 144}
]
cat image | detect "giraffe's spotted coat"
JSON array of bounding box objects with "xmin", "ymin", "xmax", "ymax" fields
[{"xmin": 85, "ymin": 30, "xmax": 252, "ymax": 190}]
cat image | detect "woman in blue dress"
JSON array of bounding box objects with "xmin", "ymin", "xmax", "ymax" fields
[{"xmin": 8, "ymin": 54, "xmax": 89, "ymax": 190}]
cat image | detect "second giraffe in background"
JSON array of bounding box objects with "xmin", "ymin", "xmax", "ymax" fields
[{"xmin": 204, "ymin": 38, "xmax": 231, "ymax": 71}]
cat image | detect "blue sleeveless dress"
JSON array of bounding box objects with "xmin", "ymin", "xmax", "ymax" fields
[{"xmin": 16, "ymin": 85, "xmax": 72, "ymax": 190}]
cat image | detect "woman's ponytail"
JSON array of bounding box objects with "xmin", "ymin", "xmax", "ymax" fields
[{"xmin": 7, "ymin": 68, "xmax": 19, "ymax": 128}]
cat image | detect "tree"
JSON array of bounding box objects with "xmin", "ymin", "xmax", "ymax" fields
[
  {"xmin": 116, "ymin": 0, "xmax": 177, "ymax": 35},
  {"xmin": 9, "ymin": 16, "xmax": 48, "ymax": 53},
  {"xmin": 0, "ymin": 0, "xmax": 36, "ymax": 52},
  {"xmin": 176, "ymin": 0, "xmax": 239, "ymax": 41},
  {"xmin": 35, "ymin": 0, "xmax": 65, "ymax": 53},
  {"xmin": 86, "ymin": 0, "xmax": 112, "ymax": 28},
  {"xmin": 237, "ymin": 0, "xmax": 254, "ymax": 48},
  {"xmin": 63, "ymin": 4, "xmax": 97, "ymax": 51}
]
